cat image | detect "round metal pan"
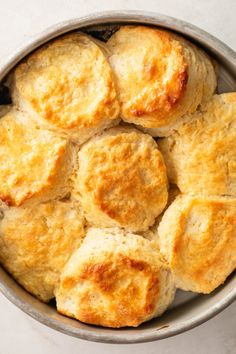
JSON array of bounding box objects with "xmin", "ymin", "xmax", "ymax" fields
[{"xmin": 0, "ymin": 11, "xmax": 235, "ymax": 344}]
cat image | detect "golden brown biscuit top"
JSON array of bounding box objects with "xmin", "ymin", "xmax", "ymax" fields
[
  {"xmin": 13, "ymin": 33, "xmax": 119, "ymax": 132},
  {"xmin": 74, "ymin": 127, "xmax": 168, "ymax": 231},
  {"xmin": 68, "ymin": 256, "xmax": 160, "ymax": 327},
  {"xmin": 56, "ymin": 228, "xmax": 172, "ymax": 327},
  {"xmin": 158, "ymin": 195, "xmax": 236, "ymax": 293},
  {"xmin": 0, "ymin": 201, "xmax": 85, "ymax": 302},
  {"xmin": 0, "ymin": 110, "xmax": 69, "ymax": 206},
  {"xmin": 159, "ymin": 93, "xmax": 236, "ymax": 196},
  {"xmin": 107, "ymin": 26, "xmax": 188, "ymax": 127}
]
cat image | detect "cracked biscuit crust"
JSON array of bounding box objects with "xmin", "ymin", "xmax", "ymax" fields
[
  {"xmin": 0, "ymin": 201, "xmax": 85, "ymax": 302},
  {"xmin": 107, "ymin": 26, "xmax": 216, "ymax": 136},
  {"xmin": 159, "ymin": 93, "xmax": 236, "ymax": 196},
  {"xmin": 56, "ymin": 228, "xmax": 175, "ymax": 327},
  {"xmin": 0, "ymin": 109, "xmax": 73, "ymax": 206},
  {"xmin": 73, "ymin": 127, "xmax": 168, "ymax": 232},
  {"xmin": 158, "ymin": 195, "xmax": 236, "ymax": 293},
  {"xmin": 12, "ymin": 33, "xmax": 120, "ymax": 143}
]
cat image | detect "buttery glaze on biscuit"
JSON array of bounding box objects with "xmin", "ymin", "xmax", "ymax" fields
[
  {"xmin": 73, "ymin": 126, "xmax": 168, "ymax": 232},
  {"xmin": 12, "ymin": 33, "xmax": 120, "ymax": 143},
  {"xmin": 107, "ymin": 26, "xmax": 216, "ymax": 136},
  {"xmin": 0, "ymin": 109, "xmax": 73, "ymax": 206},
  {"xmin": 56, "ymin": 228, "xmax": 175, "ymax": 327},
  {"xmin": 159, "ymin": 93, "xmax": 236, "ymax": 196},
  {"xmin": 0, "ymin": 201, "xmax": 85, "ymax": 302},
  {"xmin": 158, "ymin": 195, "xmax": 236, "ymax": 293}
]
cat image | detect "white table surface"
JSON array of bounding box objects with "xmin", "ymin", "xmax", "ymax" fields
[{"xmin": 0, "ymin": 1, "xmax": 235, "ymax": 353}]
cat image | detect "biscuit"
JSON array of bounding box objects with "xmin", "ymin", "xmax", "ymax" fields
[
  {"xmin": 0, "ymin": 201, "xmax": 85, "ymax": 302},
  {"xmin": 158, "ymin": 195, "xmax": 236, "ymax": 293},
  {"xmin": 159, "ymin": 93, "xmax": 236, "ymax": 196},
  {"xmin": 0, "ymin": 109, "xmax": 73, "ymax": 206},
  {"xmin": 12, "ymin": 33, "xmax": 120, "ymax": 143},
  {"xmin": 73, "ymin": 126, "xmax": 168, "ymax": 232},
  {"xmin": 142, "ymin": 184, "xmax": 180, "ymax": 242},
  {"xmin": 107, "ymin": 26, "xmax": 216, "ymax": 136},
  {"xmin": 56, "ymin": 227, "xmax": 175, "ymax": 328}
]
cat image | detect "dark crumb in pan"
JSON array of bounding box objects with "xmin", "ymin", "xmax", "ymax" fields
[
  {"xmin": 48, "ymin": 298, "xmax": 56, "ymax": 308},
  {"xmin": 0, "ymin": 83, "xmax": 11, "ymax": 105},
  {"xmin": 83, "ymin": 25, "xmax": 120, "ymax": 42}
]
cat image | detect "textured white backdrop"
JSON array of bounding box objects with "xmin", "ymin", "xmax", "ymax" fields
[{"xmin": 0, "ymin": 1, "xmax": 235, "ymax": 353}]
